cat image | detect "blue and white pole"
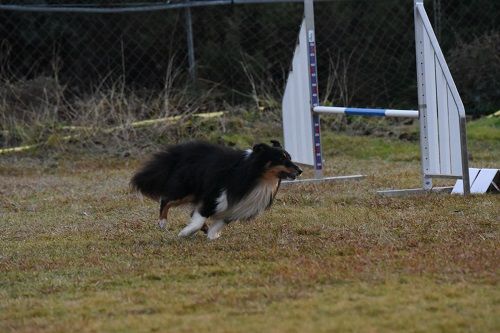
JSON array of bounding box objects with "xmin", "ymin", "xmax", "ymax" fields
[{"xmin": 314, "ymin": 106, "xmax": 419, "ymax": 118}]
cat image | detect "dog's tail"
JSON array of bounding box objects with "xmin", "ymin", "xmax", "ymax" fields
[{"xmin": 130, "ymin": 151, "xmax": 175, "ymax": 200}]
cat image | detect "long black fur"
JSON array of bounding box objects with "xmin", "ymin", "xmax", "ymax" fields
[{"xmin": 131, "ymin": 141, "xmax": 301, "ymax": 221}]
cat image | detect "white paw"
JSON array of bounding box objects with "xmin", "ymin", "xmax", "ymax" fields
[
  {"xmin": 158, "ymin": 219, "xmax": 167, "ymax": 229},
  {"xmin": 178, "ymin": 227, "xmax": 196, "ymax": 238},
  {"xmin": 207, "ymin": 231, "xmax": 221, "ymax": 240}
]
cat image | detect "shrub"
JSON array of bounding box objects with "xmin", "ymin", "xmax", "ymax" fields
[{"xmin": 448, "ymin": 31, "xmax": 500, "ymax": 117}]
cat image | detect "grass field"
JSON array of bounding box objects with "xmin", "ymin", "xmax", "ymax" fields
[{"xmin": 1, "ymin": 115, "xmax": 499, "ymax": 332}]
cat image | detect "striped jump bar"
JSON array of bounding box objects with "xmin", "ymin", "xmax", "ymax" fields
[{"xmin": 314, "ymin": 106, "xmax": 419, "ymax": 118}]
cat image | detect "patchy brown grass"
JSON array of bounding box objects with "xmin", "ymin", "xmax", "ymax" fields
[{"xmin": 0, "ymin": 117, "xmax": 499, "ymax": 332}]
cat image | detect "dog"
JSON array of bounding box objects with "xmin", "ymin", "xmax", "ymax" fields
[{"xmin": 130, "ymin": 140, "xmax": 302, "ymax": 240}]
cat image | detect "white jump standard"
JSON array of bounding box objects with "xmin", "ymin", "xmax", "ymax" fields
[{"xmin": 282, "ymin": 0, "xmax": 471, "ymax": 195}]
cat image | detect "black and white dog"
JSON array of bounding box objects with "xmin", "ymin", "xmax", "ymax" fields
[{"xmin": 131, "ymin": 140, "xmax": 302, "ymax": 239}]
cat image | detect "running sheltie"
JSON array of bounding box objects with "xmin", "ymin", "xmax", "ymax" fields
[{"xmin": 131, "ymin": 140, "xmax": 302, "ymax": 240}]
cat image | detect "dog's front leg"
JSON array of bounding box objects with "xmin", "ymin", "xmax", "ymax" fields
[
  {"xmin": 207, "ymin": 220, "xmax": 226, "ymax": 240},
  {"xmin": 190, "ymin": 209, "xmax": 209, "ymax": 234},
  {"xmin": 178, "ymin": 210, "xmax": 207, "ymax": 238}
]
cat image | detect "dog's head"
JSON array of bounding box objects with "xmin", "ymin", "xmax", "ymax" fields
[{"xmin": 252, "ymin": 140, "xmax": 303, "ymax": 180}]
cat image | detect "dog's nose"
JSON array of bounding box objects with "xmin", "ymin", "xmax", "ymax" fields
[{"xmin": 297, "ymin": 167, "xmax": 303, "ymax": 175}]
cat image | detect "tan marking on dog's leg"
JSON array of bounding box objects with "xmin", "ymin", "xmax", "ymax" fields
[
  {"xmin": 158, "ymin": 195, "xmax": 195, "ymax": 229},
  {"xmin": 158, "ymin": 204, "xmax": 169, "ymax": 229}
]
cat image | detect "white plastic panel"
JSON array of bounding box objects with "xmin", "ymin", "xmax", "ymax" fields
[
  {"xmin": 452, "ymin": 168, "xmax": 480, "ymax": 194},
  {"xmin": 470, "ymin": 169, "xmax": 499, "ymax": 193},
  {"xmin": 417, "ymin": 3, "xmax": 467, "ymax": 178},
  {"xmin": 436, "ymin": 63, "xmax": 451, "ymax": 175},
  {"xmin": 282, "ymin": 20, "xmax": 314, "ymax": 166},
  {"xmin": 453, "ymin": 168, "xmax": 499, "ymax": 194},
  {"xmin": 422, "ymin": 28, "xmax": 440, "ymax": 174}
]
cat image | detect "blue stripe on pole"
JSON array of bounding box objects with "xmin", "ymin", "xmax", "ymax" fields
[
  {"xmin": 345, "ymin": 108, "xmax": 386, "ymax": 117},
  {"xmin": 308, "ymin": 29, "xmax": 322, "ymax": 171}
]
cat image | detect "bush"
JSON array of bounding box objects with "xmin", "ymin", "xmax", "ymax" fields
[{"xmin": 448, "ymin": 31, "xmax": 500, "ymax": 117}]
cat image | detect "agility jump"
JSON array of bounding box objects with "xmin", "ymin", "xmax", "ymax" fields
[{"xmin": 283, "ymin": 0, "xmax": 471, "ymax": 195}]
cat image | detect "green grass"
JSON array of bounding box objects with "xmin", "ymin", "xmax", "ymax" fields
[
  {"xmin": 1, "ymin": 116, "xmax": 499, "ymax": 332},
  {"xmin": 468, "ymin": 116, "xmax": 500, "ymax": 141}
]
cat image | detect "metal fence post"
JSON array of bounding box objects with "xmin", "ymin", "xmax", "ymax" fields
[
  {"xmin": 433, "ymin": 0, "xmax": 442, "ymax": 40},
  {"xmin": 184, "ymin": 4, "xmax": 197, "ymax": 81}
]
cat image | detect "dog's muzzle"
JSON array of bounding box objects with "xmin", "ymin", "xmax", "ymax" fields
[{"xmin": 280, "ymin": 165, "xmax": 303, "ymax": 180}]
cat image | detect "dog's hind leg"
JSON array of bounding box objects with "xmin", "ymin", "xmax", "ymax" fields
[
  {"xmin": 178, "ymin": 210, "xmax": 207, "ymax": 238},
  {"xmin": 159, "ymin": 195, "xmax": 195, "ymax": 230},
  {"xmin": 207, "ymin": 220, "xmax": 226, "ymax": 240},
  {"xmin": 158, "ymin": 197, "xmax": 169, "ymax": 229}
]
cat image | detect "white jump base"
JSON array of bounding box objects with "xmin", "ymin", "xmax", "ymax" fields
[
  {"xmin": 377, "ymin": 186, "xmax": 454, "ymax": 197},
  {"xmin": 282, "ymin": 0, "xmax": 471, "ymax": 196},
  {"xmin": 282, "ymin": 175, "xmax": 365, "ymax": 185}
]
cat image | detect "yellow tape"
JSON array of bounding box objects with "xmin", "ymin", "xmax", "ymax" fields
[{"xmin": 0, "ymin": 144, "xmax": 40, "ymax": 154}]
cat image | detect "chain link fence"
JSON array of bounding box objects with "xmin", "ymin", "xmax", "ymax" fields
[{"xmin": 0, "ymin": 0, "xmax": 498, "ymax": 114}]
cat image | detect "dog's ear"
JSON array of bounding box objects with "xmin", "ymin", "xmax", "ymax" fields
[
  {"xmin": 252, "ymin": 143, "xmax": 269, "ymax": 153},
  {"xmin": 270, "ymin": 140, "xmax": 282, "ymax": 148}
]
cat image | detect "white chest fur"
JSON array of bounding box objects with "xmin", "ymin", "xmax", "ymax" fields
[{"xmin": 214, "ymin": 181, "xmax": 278, "ymax": 222}]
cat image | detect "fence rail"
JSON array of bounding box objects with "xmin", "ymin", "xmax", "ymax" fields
[{"xmin": 0, "ymin": 0, "xmax": 334, "ymax": 13}]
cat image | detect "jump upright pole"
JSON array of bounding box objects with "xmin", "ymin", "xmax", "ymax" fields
[{"xmin": 304, "ymin": 0, "xmax": 323, "ymax": 178}]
